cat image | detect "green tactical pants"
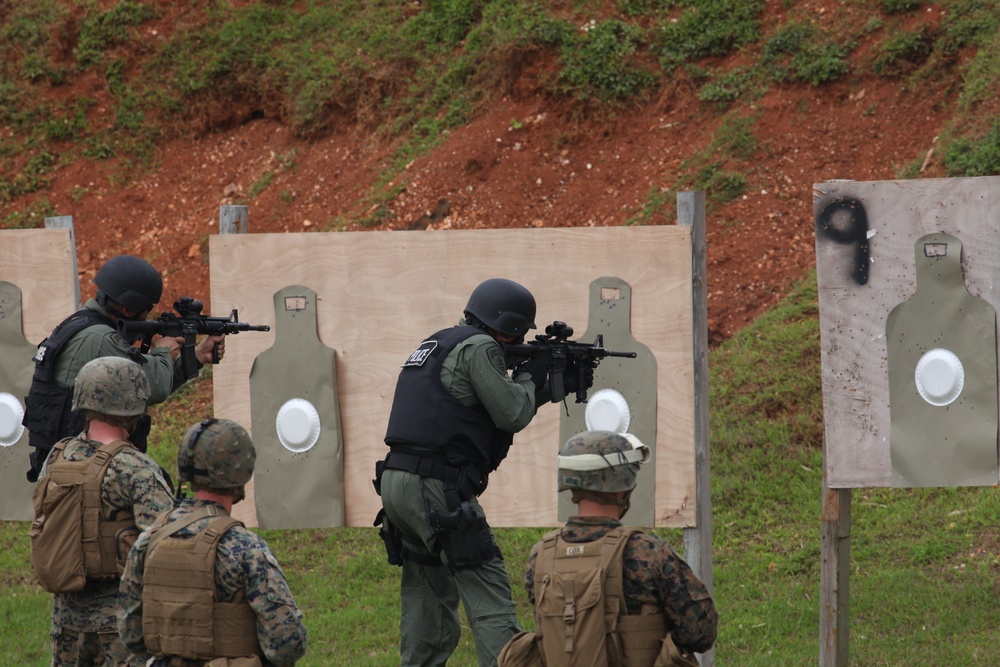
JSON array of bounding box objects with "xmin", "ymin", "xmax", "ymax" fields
[{"xmin": 379, "ymin": 468, "xmax": 522, "ymax": 667}]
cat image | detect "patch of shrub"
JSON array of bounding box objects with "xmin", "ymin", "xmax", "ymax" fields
[
  {"xmin": 558, "ymin": 20, "xmax": 654, "ymax": 102},
  {"xmin": 44, "ymin": 101, "xmax": 90, "ymax": 142},
  {"xmin": 0, "ymin": 198, "xmax": 56, "ymax": 229},
  {"xmin": 698, "ymin": 67, "xmax": 758, "ymax": 106},
  {"xmin": 713, "ymin": 114, "xmax": 759, "ymax": 159},
  {"xmin": 943, "ymin": 122, "xmax": 1000, "ymax": 177},
  {"xmin": 0, "ymin": 151, "xmax": 56, "ymax": 203},
  {"xmin": 878, "ymin": 0, "xmax": 921, "ymax": 14},
  {"xmin": 655, "ymin": 0, "xmax": 765, "ymax": 70},
  {"xmin": 936, "ymin": 0, "xmax": 1000, "ymax": 57},
  {"xmin": 791, "ymin": 43, "xmax": 851, "ymax": 85},
  {"xmin": 760, "ymin": 21, "xmax": 851, "ymax": 85},
  {"xmin": 618, "ymin": 0, "xmax": 682, "ymax": 17},
  {"xmin": 872, "ymin": 25, "xmax": 934, "ymax": 76},
  {"xmin": 77, "ymin": 1, "xmax": 159, "ymax": 69},
  {"xmin": 404, "ymin": 0, "xmax": 484, "ymax": 47}
]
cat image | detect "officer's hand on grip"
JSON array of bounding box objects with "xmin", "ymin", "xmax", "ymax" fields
[
  {"xmin": 515, "ymin": 354, "xmax": 550, "ymax": 392},
  {"xmin": 563, "ymin": 364, "xmax": 595, "ymax": 395}
]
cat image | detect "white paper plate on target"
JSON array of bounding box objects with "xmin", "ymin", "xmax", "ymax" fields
[
  {"xmin": 584, "ymin": 389, "xmax": 631, "ymax": 433},
  {"xmin": 914, "ymin": 348, "xmax": 965, "ymax": 407},
  {"xmin": 0, "ymin": 392, "xmax": 25, "ymax": 447},
  {"xmin": 275, "ymin": 398, "xmax": 322, "ymax": 453}
]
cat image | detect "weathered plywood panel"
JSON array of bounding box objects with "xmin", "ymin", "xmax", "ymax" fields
[
  {"xmin": 0, "ymin": 228, "xmax": 79, "ymax": 343},
  {"xmin": 0, "ymin": 229, "xmax": 79, "ymax": 520},
  {"xmin": 814, "ymin": 176, "xmax": 1000, "ymax": 488},
  {"xmin": 211, "ymin": 227, "xmax": 695, "ymax": 527}
]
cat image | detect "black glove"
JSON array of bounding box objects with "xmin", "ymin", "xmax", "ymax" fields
[
  {"xmin": 563, "ymin": 364, "xmax": 595, "ymax": 396},
  {"xmin": 515, "ymin": 354, "xmax": 550, "ymax": 391}
]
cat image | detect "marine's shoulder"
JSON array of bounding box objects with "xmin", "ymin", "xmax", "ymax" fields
[
  {"xmin": 110, "ymin": 444, "xmax": 157, "ymax": 468},
  {"xmin": 220, "ymin": 522, "xmax": 269, "ymax": 550},
  {"xmin": 58, "ymin": 437, "xmax": 98, "ymax": 460}
]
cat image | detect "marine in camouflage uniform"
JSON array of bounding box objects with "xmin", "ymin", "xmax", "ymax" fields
[
  {"xmin": 523, "ymin": 431, "xmax": 718, "ymax": 657},
  {"xmin": 377, "ymin": 278, "xmax": 590, "ymax": 667},
  {"xmin": 118, "ymin": 419, "xmax": 307, "ymax": 666},
  {"xmin": 41, "ymin": 357, "xmax": 174, "ymax": 667}
]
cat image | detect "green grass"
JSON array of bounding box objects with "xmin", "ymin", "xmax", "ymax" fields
[{"xmin": 6, "ymin": 274, "xmax": 1000, "ymax": 664}]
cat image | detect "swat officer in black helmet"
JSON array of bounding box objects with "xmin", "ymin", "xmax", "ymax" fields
[
  {"xmin": 22, "ymin": 254, "xmax": 225, "ymax": 482},
  {"xmin": 375, "ymin": 277, "xmax": 593, "ymax": 667}
]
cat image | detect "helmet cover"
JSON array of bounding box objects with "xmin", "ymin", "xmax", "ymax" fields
[
  {"xmin": 463, "ymin": 278, "xmax": 537, "ymax": 337},
  {"xmin": 177, "ymin": 418, "xmax": 255, "ymax": 489},
  {"xmin": 71, "ymin": 356, "xmax": 150, "ymax": 417},
  {"xmin": 557, "ymin": 431, "xmax": 650, "ymax": 493}
]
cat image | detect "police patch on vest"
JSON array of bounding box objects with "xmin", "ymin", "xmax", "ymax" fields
[{"xmin": 402, "ymin": 340, "xmax": 437, "ymax": 367}]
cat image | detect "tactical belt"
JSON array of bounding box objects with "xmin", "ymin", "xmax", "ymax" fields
[{"xmin": 382, "ymin": 449, "xmax": 486, "ymax": 496}]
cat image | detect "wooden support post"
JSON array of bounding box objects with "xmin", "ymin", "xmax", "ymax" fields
[
  {"xmin": 678, "ymin": 191, "xmax": 715, "ymax": 667},
  {"xmin": 44, "ymin": 215, "xmax": 81, "ymax": 309},
  {"xmin": 820, "ymin": 476, "xmax": 851, "ymax": 666},
  {"xmin": 220, "ymin": 205, "xmax": 249, "ymax": 235}
]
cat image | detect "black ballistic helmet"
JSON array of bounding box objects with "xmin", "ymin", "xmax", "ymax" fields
[
  {"xmin": 93, "ymin": 255, "xmax": 163, "ymax": 312},
  {"xmin": 464, "ymin": 278, "xmax": 537, "ymax": 337}
]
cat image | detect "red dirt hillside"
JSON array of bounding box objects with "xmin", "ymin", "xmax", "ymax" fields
[{"xmin": 2, "ymin": 1, "xmax": 973, "ymax": 344}]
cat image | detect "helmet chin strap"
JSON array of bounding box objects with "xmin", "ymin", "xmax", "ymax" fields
[
  {"xmin": 464, "ymin": 313, "xmax": 486, "ymax": 330},
  {"xmin": 94, "ymin": 290, "xmax": 152, "ymax": 322},
  {"xmin": 96, "ymin": 291, "xmax": 127, "ymax": 319}
]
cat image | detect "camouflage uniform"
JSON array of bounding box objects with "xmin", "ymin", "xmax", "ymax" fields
[
  {"xmin": 524, "ymin": 515, "xmax": 717, "ymax": 654},
  {"xmin": 47, "ymin": 438, "xmax": 174, "ymax": 667},
  {"xmin": 519, "ymin": 431, "xmax": 718, "ymax": 658},
  {"xmin": 118, "ymin": 497, "xmax": 308, "ymax": 666}
]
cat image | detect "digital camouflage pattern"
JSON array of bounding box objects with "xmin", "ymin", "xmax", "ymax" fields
[
  {"xmin": 118, "ymin": 498, "xmax": 308, "ymax": 666},
  {"xmin": 47, "ymin": 437, "xmax": 173, "ymax": 664},
  {"xmin": 71, "ymin": 356, "xmax": 151, "ymax": 416},
  {"xmin": 524, "ymin": 515, "xmax": 718, "ymax": 655},
  {"xmin": 177, "ymin": 419, "xmax": 256, "ymax": 489},
  {"xmin": 52, "ymin": 628, "xmax": 132, "ymax": 667},
  {"xmin": 557, "ymin": 430, "xmax": 646, "ymax": 493}
]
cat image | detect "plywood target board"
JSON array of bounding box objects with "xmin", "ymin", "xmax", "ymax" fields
[
  {"xmin": 815, "ymin": 176, "xmax": 1000, "ymax": 489},
  {"xmin": 0, "ymin": 228, "xmax": 79, "ymax": 520},
  {"xmin": 0, "ymin": 228, "xmax": 79, "ymax": 343},
  {"xmin": 210, "ymin": 226, "xmax": 697, "ymax": 527}
]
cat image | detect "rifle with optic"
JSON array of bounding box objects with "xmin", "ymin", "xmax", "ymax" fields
[
  {"xmin": 118, "ymin": 297, "xmax": 270, "ymax": 379},
  {"xmin": 504, "ymin": 321, "xmax": 636, "ymax": 403}
]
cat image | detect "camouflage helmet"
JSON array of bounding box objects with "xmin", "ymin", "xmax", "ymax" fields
[
  {"xmin": 557, "ymin": 431, "xmax": 651, "ymax": 493},
  {"xmin": 177, "ymin": 418, "xmax": 255, "ymax": 489},
  {"xmin": 71, "ymin": 356, "xmax": 150, "ymax": 416}
]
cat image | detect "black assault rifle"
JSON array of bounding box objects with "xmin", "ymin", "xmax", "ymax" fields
[
  {"xmin": 118, "ymin": 297, "xmax": 270, "ymax": 380},
  {"xmin": 504, "ymin": 321, "xmax": 636, "ymax": 403}
]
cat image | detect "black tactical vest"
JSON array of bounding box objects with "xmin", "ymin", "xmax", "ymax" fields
[
  {"xmin": 22, "ymin": 309, "xmax": 113, "ymax": 481},
  {"xmin": 384, "ymin": 326, "xmax": 513, "ymax": 474}
]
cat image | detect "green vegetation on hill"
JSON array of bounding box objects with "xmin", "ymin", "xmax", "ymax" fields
[{"xmin": 3, "ymin": 0, "xmax": 1000, "ymax": 227}]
